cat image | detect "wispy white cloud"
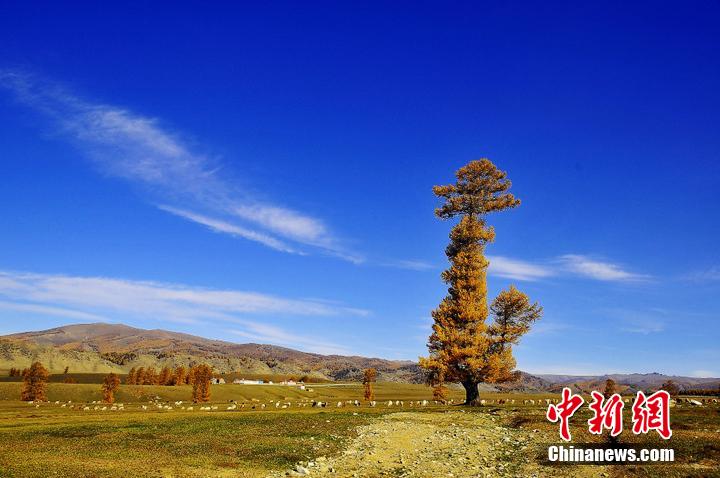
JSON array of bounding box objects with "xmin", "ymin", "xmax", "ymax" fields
[
  {"xmin": 0, "ymin": 70, "xmax": 361, "ymax": 262},
  {"xmin": 681, "ymin": 266, "xmax": 720, "ymax": 282},
  {"xmin": 380, "ymin": 259, "xmax": 435, "ymax": 271},
  {"xmin": 158, "ymin": 205, "xmax": 299, "ymax": 254},
  {"xmin": 0, "ymin": 269, "xmax": 367, "ymax": 354},
  {"xmin": 487, "ymin": 255, "xmax": 555, "ymax": 281},
  {"xmin": 0, "ymin": 300, "xmax": 109, "ymax": 322},
  {"xmin": 558, "ymin": 254, "xmax": 649, "ymax": 282},
  {"xmin": 226, "ymin": 323, "xmax": 350, "ymax": 355},
  {"xmin": 0, "ymin": 270, "xmax": 368, "ymax": 319}
]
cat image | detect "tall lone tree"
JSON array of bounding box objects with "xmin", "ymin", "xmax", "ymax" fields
[
  {"xmin": 101, "ymin": 373, "xmax": 121, "ymax": 403},
  {"xmin": 420, "ymin": 159, "xmax": 542, "ymax": 404},
  {"xmin": 191, "ymin": 364, "xmax": 213, "ymax": 403},
  {"xmin": 21, "ymin": 361, "xmax": 49, "ymax": 401},
  {"xmin": 363, "ymin": 368, "xmax": 377, "ymax": 401}
]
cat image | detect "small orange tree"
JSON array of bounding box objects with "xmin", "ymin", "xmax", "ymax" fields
[
  {"xmin": 159, "ymin": 366, "xmax": 172, "ymax": 386},
  {"xmin": 603, "ymin": 379, "xmax": 617, "ymax": 399},
  {"xmin": 144, "ymin": 367, "xmax": 158, "ymax": 385},
  {"xmin": 126, "ymin": 367, "xmax": 137, "ymax": 385},
  {"xmin": 21, "ymin": 361, "xmax": 49, "ymax": 401},
  {"xmin": 135, "ymin": 367, "xmax": 146, "ymax": 385},
  {"xmin": 363, "ymin": 368, "xmax": 377, "ymax": 401},
  {"xmin": 432, "ymin": 384, "xmax": 449, "ymax": 403},
  {"xmin": 186, "ymin": 365, "xmax": 198, "ymax": 386},
  {"xmin": 420, "ymin": 159, "xmax": 542, "ymax": 404},
  {"xmin": 191, "ymin": 364, "xmax": 213, "ymax": 402},
  {"xmin": 173, "ymin": 366, "xmax": 187, "ymax": 385},
  {"xmin": 101, "ymin": 373, "xmax": 121, "ymax": 403}
]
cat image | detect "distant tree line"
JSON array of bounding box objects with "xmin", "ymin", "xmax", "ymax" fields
[
  {"xmin": 125, "ymin": 365, "xmax": 214, "ymax": 388},
  {"xmin": 8, "ymin": 367, "xmax": 23, "ymax": 377},
  {"xmin": 681, "ymin": 388, "xmax": 720, "ymax": 397},
  {"xmin": 10, "ymin": 360, "xmax": 215, "ymax": 403}
]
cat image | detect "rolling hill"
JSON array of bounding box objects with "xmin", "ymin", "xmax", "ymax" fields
[
  {"xmin": 2, "ymin": 323, "xmax": 718, "ymax": 392},
  {"xmin": 1, "ymin": 323, "xmax": 423, "ymax": 382}
]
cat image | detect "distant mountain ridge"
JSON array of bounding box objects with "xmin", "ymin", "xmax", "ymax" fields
[
  {"xmin": 1, "ymin": 323, "xmax": 423, "ymax": 382},
  {"xmin": 1, "ymin": 323, "xmax": 718, "ymax": 391},
  {"xmin": 537, "ymin": 373, "xmax": 720, "ymax": 394}
]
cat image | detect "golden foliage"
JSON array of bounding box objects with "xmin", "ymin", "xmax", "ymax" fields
[
  {"xmin": 173, "ymin": 366, "xmax": 187, "ymax": 386},
  {"xmin": 603, "ymin": 379, "xmax": 617, "ymax": 399},
  {"xmin": 191, "ymin": 364, "xmax": 213, "ymax": 403},
  {"xmin": 101, "ymin": 373, "xmax": 121, "ymax": 403},
  {"xmin": 420, "ymin": 159, "xmax": 541, "ymax": 404},
  {"xmin": 126, "ymin": 367, "xmax": 137, "ymax": 385},
  {"xmin": 21, "ymin": 361, "xmax": 49, "ymax": 401},
  {"xmin": 159, "ymin": 366, "xmax": 173, "ymax": 386},
  {"xmin": 432, "ymin": 384, "xmax": 449, "ymax": 403}
]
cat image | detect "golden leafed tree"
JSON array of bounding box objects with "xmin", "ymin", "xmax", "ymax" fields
[
  {"xmin": 21, "ymin": 361, "xmax": 49, "ymax": 401},
  {"xmin": 186, "ymin": 365, "xmax": 198, "ymax": 386},
  {"xmin": 143, "ymin": 367, "xmax": 158, "ymax": 385},
  {"xmin": 159, "ymin": 366, "xmax": 172, "ymax": 386},
  {"xmin": 173, "ymin": 366, "xmax": 187, "ymax": 386},
  {"xmin": 135, "ymin": 367, "xmax": 146, "ymax": 385},
  {"xmin": 101, "ymin": 373, "xmax": 121, "ymax": 403},
  {"xmin": 419, "ymin": 159, "xmax": 542, "ymax": 404},
  {"xmin": 603, "ymin": 378, "xmax": 617, "ymax": 399},
  {"xmin": 191, "ymin": 364, "xmax": 213, "ymax": 403},
  {"xmin": 126, "ymin": 367, "xmax": 137, "ymax": 385},
  {"xmin": 432, "ymin": 384, "xmax": 449, "ymax": 403},
  {"xmin": 363, "ymin": 368, "xmax": 377, "ymax": 401}
]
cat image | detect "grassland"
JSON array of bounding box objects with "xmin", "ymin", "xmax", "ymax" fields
[{"xmin": 0, "ymin": 379, "xmax": 717, "ymax": 477}]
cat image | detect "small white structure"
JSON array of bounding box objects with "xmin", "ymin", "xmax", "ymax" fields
[
  {"xmin": 210, "ymin": 377, "xmax": 226, "ymax": 384},
  {"xmin": 233, "ymin": 379, "xmax": 264, "ymax": 385}
]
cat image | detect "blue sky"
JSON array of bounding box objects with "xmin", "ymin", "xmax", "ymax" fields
[{"xmin": 0, "ymin": 1, "xmax": 719, "ymax": 376}]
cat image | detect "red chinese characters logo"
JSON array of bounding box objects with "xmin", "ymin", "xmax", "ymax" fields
[
  {"xmin": 546, "ymin": 387, "xmax": 673, "ymax": 441},
  {"xmin": 546, "ymin": 388, "xmax": 584, "ymax": 441},
  {"xmin": 632, "ymin": 390, "xmax": 673, "ymax": 439},
  {"xmin": 587, "ymin": 391, "xmax": 624, "ymax": 437}
]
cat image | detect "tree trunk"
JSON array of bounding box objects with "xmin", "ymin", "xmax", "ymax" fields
[{"xmin": 462, "ymin": 380, "xmax": 480, "ymax": 405}]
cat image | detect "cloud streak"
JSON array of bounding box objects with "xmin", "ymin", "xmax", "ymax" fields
[
  {"xmin": 0, "ymin": 269, "xmax": 367, "ymax": 354},
  {"xmin": 558, "ymin": 254, "xmax": 650, "ymax": 282},
  {"xmin": 483, "ymin": 254, "xmax": 649, "ymax": 283},
  {"xmin": 0, "ymin": 70, "xmax": 361, "ymax": 261},
  {"xmin": 487, "ymin": 255, "xmax": 555, "ymax": 281}
]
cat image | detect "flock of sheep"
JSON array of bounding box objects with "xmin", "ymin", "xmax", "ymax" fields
[
  {"xmin": 27, "ymin": 397, "xmax": 443, "ymax": 412},
  {"xmin": 25, "ymin": 395, "xmax": 717, "ymax": 412}
]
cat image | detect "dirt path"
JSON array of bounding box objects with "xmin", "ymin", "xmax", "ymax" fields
[{"xmin": 270, "ymin": 410, "xmax": 607, "ymax": 478}]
